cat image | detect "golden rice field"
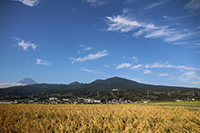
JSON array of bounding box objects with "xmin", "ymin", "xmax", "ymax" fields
[{"xmin": 0, "ymin": 104, "xmax": 200, "ymax": 133}]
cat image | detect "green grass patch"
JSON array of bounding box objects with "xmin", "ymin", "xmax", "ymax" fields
[{"xmin": 139, "ymin": 101, "xmax": 200, "ymax": 107}]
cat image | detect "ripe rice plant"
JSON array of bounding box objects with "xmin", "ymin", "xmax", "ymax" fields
[{"xmin": 0, "ymin": 104, "xmax": 200, "ymax": 132}]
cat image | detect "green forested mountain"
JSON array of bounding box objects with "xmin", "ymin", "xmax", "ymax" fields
[{"xmin": 0, "ymin": 77, "xmax": 199, "ymax": 101}]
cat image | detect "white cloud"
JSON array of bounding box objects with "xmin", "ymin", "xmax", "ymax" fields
[
  {"xmin": 132, "ymin": 56, "xmax": 138, "ymax": 62},
  {"xmin": 123, "ymin": 0, "xmax": 134, "ymax": 4},
  {"xmin": 36, "ymin": 59, "xmax": 51, "ymax": 66},
  {"xmin": 133, "ymin": 24, "xmax": 158, "ymax": 37},
  {"xmin": 131, "ymin": 64, "xmax": 142, "ymax": 69},
  {"xmin": 18, "ymin": 40, "xmax": 37, "ymax": 50},
  {"xmin": 104, "ymin": 65, "xmax": 110, "ymax": 68},
  {"xmin": 191, "ymin": 81, "xmax": 200, "ymax": 85},
  {"xmin": 179, "ymin": 71, "xmax": 200, "ymax": 86},
  {"xmin": 163, "ymin": 15, "xmax": 174, "ymax": 20},
  {"xmin": 14, "ymin": 37, "xmax": 20, "ymax": 41},
  {"xmin": 80, "ymin": 45, "xmax": 93, "ymax": 51},
  {"xmin": 15, "ymin": 37, "xmax": 37, "ymax": 51},
  {"xmin": 144, "ymin": 27, "xmax": 171, "ymax": 39},
  {"xmin": 185, "ymin": 0, "xmax": 200, "ymax": 11},
  {"xmin": 164, "ymin": 33, "xmax": 188, "ymax": 42},
  {"xmin": 179, "ymin": 71, "xmax": 200, "ymax": 81},
  {"xmin": 106, "ymin": 15, "xmax": 142, "ymax": 32},
  {"xmin": 71, "ymin": 50, "xmax": 108, "ymax": 63},
  {"xmin": 0, "ymin": 83, "xmax": 25, "ymax": 88},
  {"xmin": 159, "ymin": 73, "xmax": 169, "ymax": 76},
  {"xmin": 116, "ymin": 63, "xmax": 131, "ymax": 69},
  {"xmin": 143, "ymin": 70, "xmax": 152, "ymax": 74},
  {"xmin": 145, "ymin": 62, "xmax": 197, "ymax": 71},
  {"xmin": 82, "ymin": 0, "xmax": 106, "ymax": 7},
  {"xmin": 145, "ymin": 24, "xmax": 158, "ymax": 30},
  {"xmin": 106, "ymin": 14, "xmax": 194, "ymax": 43},
  {"xmin": 133, "ymin": 29, "xmax": 144, "ymax": 37},
  {"xmin": 81, "ymin": 68, "xmax": 109, "ymax": 77},
  {"xmin": 122, "ymin": 56, "xmax": 138, "ymax": 62},
  {"xmin": 145, "ymin": 0, "xmax": 170, "ymax": 10},
  {"xmin": 81, "ymin": 68, "xmax": 97, "ymax": 73},
  {"xmin": 14, "ymin": 0, "xmax": 40, "ymax": 7},
  {"xmin": 84, "ymin": 47, "xmax": 92, "ymax": 51}
]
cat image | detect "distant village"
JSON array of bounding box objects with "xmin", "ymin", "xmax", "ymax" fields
[
  {"xmin": 0, "ymin": 97, "xmax": 137, "ymax": 104},
  {"xmin": 0, "ymin": 88, "xmax": 198, "ymax": 104},
  {"xmin": 0, "ymin": 97, "xmax": 197, "ymax": 105}
]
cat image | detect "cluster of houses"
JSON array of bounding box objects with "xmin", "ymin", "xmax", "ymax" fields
[
  {"xmin": 48, "ymin": 97, "xmax": 151, "ymax": 104},
  {"xmin": 175, "ymin": 98, "xmax": 195, "ymax": 102},
  {"xmin": 0, "ymin": 97, "xmax": 149, "ymax": 104},
  {"xmin": 106, "ymin": 98, "xmax": 134, "ymax": 104},
  {"xmin": 48, "ymin": 97, "xmax": 101, "ymax": 105},
  {"xmin": 0, "ymin": 98, "xmax": 101, "ymax": 104},
  {"xmin": 0, "ymin": 97, "xmax": 198, "ymax": 104}
]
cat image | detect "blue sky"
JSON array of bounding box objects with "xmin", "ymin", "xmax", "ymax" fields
[{"xmin": 0, "ymin": 0, "xmax": 200, "ymax": 88}]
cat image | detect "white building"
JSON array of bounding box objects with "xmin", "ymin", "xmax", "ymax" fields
[{"xmin": 49, "ymin": 97, "xmax": 58, "ymax": 101}]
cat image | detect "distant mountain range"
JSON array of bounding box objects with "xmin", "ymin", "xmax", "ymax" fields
[
  {"xmin": 0, "ymin": 77, "xmax": 199, "ymax": 101},
  {"xmin": 17, "ymin": 78, "xmax": 38, "ymax": 85}
]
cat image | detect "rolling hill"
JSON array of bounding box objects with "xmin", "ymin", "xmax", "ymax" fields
[{"xmin": 0, "ymin": 77, "xmax": 199, "ymax": 101}]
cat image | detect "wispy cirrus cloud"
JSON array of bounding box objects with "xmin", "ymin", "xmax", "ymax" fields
[
  {"xmin": 82, "ymin": 0, "xmax": 106, "ymax": 7},
  {"xmin": 80, "ymin": 44, "xmax": 93, "ymax": 51},
  {"xmin": 116, "ymin": 63, "xmax": 131, "ymax": 69},
  {"xmin": 81, "ymin": 68, "xmax": 98, "ymax": 73},
  {"xmin": 15, "ymin": 37, "xmax": 37, "ymax": 51},
  {"xmin": 106, "ymin": 15, "xmax": 142, "ymax": 32},
  {"xmin": 122, "ymin": 56, "xmax": 138, "ymax": 62},
  {"xmin": 178, "ymin": 71, "xmax": 200, "ymax": 86},
  {"xmin": 145, "ymin": 62, "xmax": 198, "ymax": 71},
  {"xmin": 81, "ymin": 68, "xmax": 109, "ymax": 77},
  {"xmin": 36, "ymin": 59, "xmax": 51, "ymax": 66},
  {"xmin": 78, "ymin": 45, "xmax": 93, "ymax": 54},
  {"xmin": 14, "ymin": 0, "xmax": 40, "ymax": 7},
  {"xmin": 123, "ymin": 0, "xmax": 134, "ymax": 4},
  {"xmin": 179, "ymin": 71, "xmax": 200, "ymax": 80},
  {"xmin": 164, "ymin": 33, "xmax": 189, "ymax": 42},
  {"xmin": 145, "ymin": 0, "xmax": 170, "ymax": 10},
  {"xmin": 106, "ymin": 14, "xmax": 195, "ymax": 43},
  {"xmin": 184, "ymin": 0, "xmax": 200, "ymax": 12},
  {"xmin": 144, "ymin": 26, "xmax": 170, "ymax": 39},
  {"xmin": 71, "ymin": 50, "xmax": 108, "ymax": 63}
]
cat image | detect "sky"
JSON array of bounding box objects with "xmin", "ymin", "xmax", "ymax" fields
[{"xmin": 0, "ymin": 0, "xmax": 200, "ymax": 88}]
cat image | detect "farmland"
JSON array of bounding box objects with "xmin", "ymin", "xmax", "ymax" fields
[
  {"xmin": 139, "ymin": 101, "xmax": 200, "ymax": 107},
  {"xmin": 0, "ymin": 104, "xmax": 200, "ymax": 132}
]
